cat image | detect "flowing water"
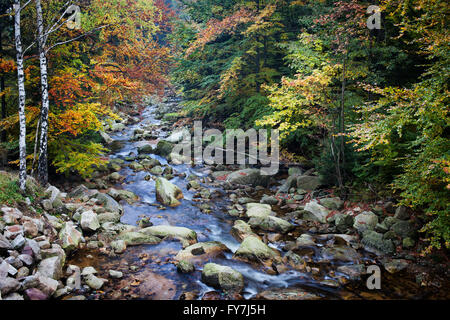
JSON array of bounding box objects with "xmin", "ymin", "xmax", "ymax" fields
[{"xmin": 67, "ymin": 99, "xmax": 448, "ymax": 300}]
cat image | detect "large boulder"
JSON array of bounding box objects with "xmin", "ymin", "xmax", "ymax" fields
[
  {"xmin": 320, "ymin": 246, "xmax": 361, "ymax": 263},
  {"xmin": 155, "ymin": 178, "xmax": 183, "ymax": 207},
  {"xmin": 175, "ymin": 241, "xmax": 230, "ymax": 263},
  {"xmin": 94, "ymin": 193, "xmax": 123, "ymax": 214},
  {"xmin": 80, "ymin": 210, "xmax": 100, "ymax": 232},
  {"xmin": 37, "ymin": 256, "xmax": 63, "ymax": 280},
  {"xmin": 117, "ymin": 231, "xmax": 161, "ymax": 246},
  {"xmin": 233, "ymin": 236, "xmax": 280, "ymax": 265},
  {"xmin": 226, "ymin": 169, "xmax": 271, "ymax": 187},
  {"xmin": 353, "ymin": 211, "xmax": 378, "ymax": 233},
  {"xmin": 230, "ymin": 220, "xmax": 259, "ymax": 242},
  {"xmin": 201, "ymin": 263, "xmax": 244, "ymax": 294},
  {"xmin": 153, "ymin": 140, "xmax": 174, "ymax": 157},
  {"xmin": 248, "ymin": 215, "xmax": 294, "ymax": 234},
  {"xmin": 320, "ymin": 197, "xmax": 344, "ymax": 210},
  {"xmin": 391, "ymin": 221, "xmax": 416, "ymax": 238},
  {"xmin": 59, "ymin": 222, "xmax": 82, "ymax": 250},
  {"xmin": 303, "ymin": 201, "xmax": 330, "ymax": 223},
  {"xmin": 361, "ymin": 230, "xmax": 395, "ymax": 255},
  {"xmin": 245, "ymin": 203, "xmax": 272, "ymax": 218},
  {"xmin": 165, "ymin": 129, "xmax": 190, "ymax": 143},
  {"xmin": 296, "ymin": 176, "xmax": 321, "ymax": 191},
  {"xmin": 140, "ymin": 225, "xmax": 197, "ymax": 247}
]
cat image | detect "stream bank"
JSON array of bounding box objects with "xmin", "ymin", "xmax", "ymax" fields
[{"xmin": 1, "ymin": 96, "xmax": 448, "ymax": 300}]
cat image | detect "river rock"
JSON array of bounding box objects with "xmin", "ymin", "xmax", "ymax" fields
[
  {"xmin": 361, "ymin": 230, "xmax": 395, "ymax": 255},
  {"xmin": 353, "ymin": 211, "xmax": 378, "ymax": 233},
  {"xmin": 37, "ymin": 256, "xmax": 63, "ymax": 280},
  {"xmin": 201, "ymin": 263, "xmax": 244, "ymax": 294},
  {"xmin": 59, "ymin": 222, "xmax": 82, "ymax": 250},
  {"xmin": 303, "ymin": 201, "xmax": 330, "ymax": 223},
  {"xmin": 24, "ymin": 288, "xmax": 48, "ymax": 300},
  {"xmin": 175, "ymin": 241, "xmax": 230, "ymax": 263},
  {"xmin": 233, "ymin": 236, "xmax": 280, "ymax": 265},
  {"xmin": 84, "ymin": 274, "xmax": 106, "ymax": 290},
  {"xmin": 80, "ymin": 210, "xmax": 100, "ymax": 232},
  {"xmin": 109, "ymin": 270, "xmax": 123, "ymax": 279},
  {"xmin": 225, "ymin": 169, "xmax": 271, "ymax": 187},
  {"xmin": 176, "ymin": 260, "xmax": 195, "ymax": 273},
  {"xmin": 245, "ymin": 203, "xmax": 272, "ymax": 218},
  {"xmin": 248, "ymin": 215, "xmax": 294, "ymax": 234},
  {"xmin": 155, "ymin": 178, "xmax": 184, "ymax": 207},
  {"xmin": 296, "ymin": 176, "xmax": 321, "ymax": 191},
  {"xmin": 255, "ymin": 288, "xmax": 320, "ymax": 300},
  {"xmin": 140, "ymin": 225, "xmax": 197, "ymax": 247},
  {"xmin": 334, "ymin": 214, "xmax": 354, "ymax": 233},
  {"xmin": 320, "ymin": 246, "xmax": 361, "ymax": 263},
  {"xmin": 154, "ymin": 140, "xmax": 174, "ymax": 157},
  {"xmin": 391, "ymin": 220, "xmax": 416, "ymax": 238},
  {"xmin": 0, "ymin": 277, "xmax": 20, "ymax": 296},
  {"xmin": 1, "ymin": 206, "xmax": 23, "ymax": 224},
  {"xmin": 230, "ymin": 220, "xmax": 259, "ymax": 242},
  {"xmin": 320, "ymin": 197, "xmax": 343, "ymax": 210},
  {"xmin": 94, "ymin": 193, "xmax": 123, "ymax": 214},
  {"xmin": 117, "ymin": 231, "xmax": 161, "ymax": 246}
]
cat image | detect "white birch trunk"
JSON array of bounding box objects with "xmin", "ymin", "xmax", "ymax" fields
[
  {"xmin": 14, "ymin": 0, "xmax": 27, "ymax": 192},
  {"xmin": 35, "ymin": 0, "xmax": 50, "ymax": 185}
]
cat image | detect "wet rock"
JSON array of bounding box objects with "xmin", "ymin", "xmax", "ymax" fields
[
  {"xmin": 320, "ymin": 246, "xmax": 361, "ymax": 263},
  {"xmin": 201, "ymin": 263, "xmax": 244, "ymax": 294},
  {"xmin": 225, "ymin": 169, "xmax": 271, "ymax": 187},
  {"xmin": 177, "ymin": 260, "xmax": 195, "ymax": 273},
  {"xmin": 320, "ymin": 197, "xmax": 343, "ymax": 210},
  {"xmin": 295, "ymin": 234, "xmax": 315, "ymax": 247},
  {"xmin": 140, "ymin": 225, "xmax": 197, "ymax": 247},
  {"xmin": 110, "ymin": 240, "xmax": 127, "ymax": 253},
  {"xmin": 334, "ymin": 214, "xmax": 354, "ymax": 233},
  {"xmin": 353, "ymin": 211, "xmax": 378, "ymax": 233},
  {"xmin": 233, "ymin": 236, "xmax": 280, "ymax": 265},
  {"xmin": 150, "ymin": 165, "xmax": 164, "ymax": 175},
  {"xmin": 94, "ymin": 193, "xmax": 123, "ymax": 214},
  {"xmin": 255, "ymin": 288, "xmax": 320, "ymax": 300},
  {"xmin": 155, "ymin": 177, "xmax": 184, "ymax": 207},
  {"xmin": 11, "ymin": 235, "xmax": 26, "ymax": 250},
  {"xmin": 336, "ymin": 264, "xmax": 365, "ymax": 280},
  {"xmin": 153, "ymin": 140, "xmax": 174, "ymax": 157},
  {"xmin": 175, "ymin": 241, "xmax": 230, "ymax": 263},
  {"xmin": 108, "ymin": 188, "xmax": 138, "ymax": 203},
  {"xmin": 361, "ymin": 230, "xmax": 395, "ymax": 255},
  {"xmin": 117, "ymin": 231, "xmax": 161, "ymax": 246},
  {"xmin": 59, "ymin": 222, "xmax": 82, "ymax": 250},
  {"xmin": 138, "ymin": 144, "xmax": 154, "ymax": 154},
  {"xmin": 66, "ymin": 265, "xmax": 81, "ymax": 290},
  {"xmin": 382, "ymin": 259, "xmax": 409, "ymax": 274},
  {"xmin": 230, "ymin": 220, "xmax": 259, "ymax": 242},
  {"xmin": 248, "ymin": 215, "xmax": 294, "ymax": 234},
  {"xmin": 245, "ymin": 203, "xmax": 272, "ymax": 218},
  {"xmin": 296, "ymin": 176, "xmax": 321, "ymax": 191},
  {"xmin": 84, "ymin": 274, "xmax": 106, "ymax": 290},
  {"xmin": 277, "ymin": 176, "xmax": 298, "ymax": 194},
  {"xmin": 303, "ymin": 201, "xmax": 330, "ymax": 223},
  {"xmin": 80, "ymin": 210, "xmax": 100, "ymax": 232},
  {"xmin": 109, "ymin": 270, "xmax": 123, "ymax": 279},
  {"xmin": 23, "ymin": 221, "xmax": 39, "ymax": 238},
  {"xmin": 391, "ymin": 221, "xmax": 416, "ymax": 238},
  {"xmin": 165, "ymin": 128, "xmax": 190, "ymax": 143}
]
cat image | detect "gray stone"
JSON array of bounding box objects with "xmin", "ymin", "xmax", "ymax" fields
[
  {"xmin": 296, "ymin": 175, "xmax": 321, "ymax": 191},
  {"xmin": 361, "ymin": 230, "xmax": 395, "ymax": 255},
  {"xmin": 201, "ymin": 263, "xmax": 244, "ymax": 293},
  {"xmin": 353, "ymin": 211, "xmax": 378, "ymax": 233},
  {"xmin": 303, "ymin": 201, "xmax": 330, "ymax": 223},
  {"xmin": 80, "ymin": 210, "xmax": 100, "ymax": 232},
  {"xmin": 37, "ymin": 256, "xmax": 63, "ymax": 280},
  {"xmin": 248, "ymin": 215, "xmax": 294, "ymax": 234},
  {"xmin": 155, "ymin": 178, "xmax": 183, "ymax": 207}
]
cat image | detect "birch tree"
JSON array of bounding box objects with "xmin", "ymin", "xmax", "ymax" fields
[
  {"xmin": 13, "ymin": 0, "xmax": 27, "ymax": 192},
  {"xmin": 35, "ymin": 0, "xmax": 49, "ymax": 185}
]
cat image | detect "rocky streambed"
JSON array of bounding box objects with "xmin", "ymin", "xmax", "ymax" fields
[{"xmin": 1, "ymin": 96, "xmax": 448, "ymax": 300}]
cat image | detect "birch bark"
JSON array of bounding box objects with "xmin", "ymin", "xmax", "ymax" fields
[{"xmin": 14, "ymin": 0, "xmax": 27, "ymax": 192}]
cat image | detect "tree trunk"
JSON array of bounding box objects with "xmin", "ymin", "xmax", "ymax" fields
[
  {"xmin": 1, "ymin": 31, "xmax": 7, "ymax": 143},
  {"xmin": 13, "ymin": 0, "xmax": 27, "ymax": 192},
  {"xmin": 339, "ymin": 55, "xmax": 347, "ymax": 190},
  {"xmin": 35, "ymin": 0, "xmax": 50, "ymax": 186}
]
